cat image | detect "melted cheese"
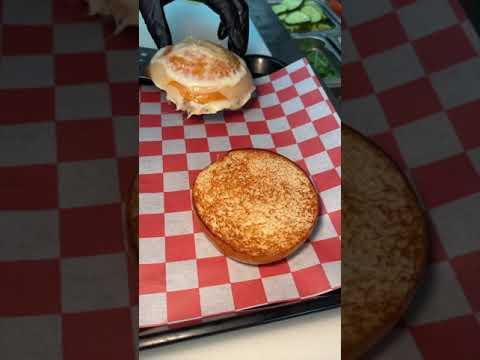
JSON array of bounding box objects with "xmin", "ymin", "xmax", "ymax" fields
[
  {"xmin": 149, "ymin": 39, "xmax": 255, "ymax": 116},
  {"xmin": 151, "ymin": 39, "xmax": 246, "ymax": 89},
  {"xmin": 169, "ymin": 81, "xmax": 227, "ymax": 104}
]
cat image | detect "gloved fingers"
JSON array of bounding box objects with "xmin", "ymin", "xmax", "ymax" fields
[
  {"xmin": 203, "ymin": 0, "xmax": 237, "ymax": 32},
  {"xmin": 232, "ymin": 0, "xmax": 250, "ymax": 55},
  {"xmin": 227, "ymin": 32, "xmax": 246, "ymax": 57},
  {"xmin": 140, "ymin": 0, "xmax": 173, "ymax": 49},
  {"xmin": 230, "ymin": 0, "xmax": 249, "ymax": 23},
  {"xmin": 203, "ymin": 0, "xmax": 246, "ymax": 54},
  {"xmin": 218, "ymin": 22, "xmax": 228, "ymax": 40},
  {"xmin": 209, "ymin": 0, "xmax": 248, "ymax": 55},
  {"xmin": 228, "ymin": 0, "xmax": 249, "ymax": 56},
  {"xmin": 226, "ymin": 22, "xmax": 249, "ymax": 55}
]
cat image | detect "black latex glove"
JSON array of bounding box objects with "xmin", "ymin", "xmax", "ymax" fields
[{"xmin": 140, "ymin": 0, "xmax": 249, "ymax": 56}]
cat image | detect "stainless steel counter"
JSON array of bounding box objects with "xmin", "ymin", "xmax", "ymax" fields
[{"xmin": 247, "ymin": 0, "xmax": 340, "ymax": 106}]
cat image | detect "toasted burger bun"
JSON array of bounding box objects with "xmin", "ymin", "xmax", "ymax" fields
[
  {"xmin": 342, "ymin": 126, "xmax": 428, "ymax": 360},
  {"xmin": 192, "ymin": 149, "xmax": 319, "ymax": 265},
  {"xmin": 148, "ymin": 39, "xmax": 255, "ymax": 117},
  {"xmin": 127, "ymin": 175, "xmax": 138, "ymax": 255}
]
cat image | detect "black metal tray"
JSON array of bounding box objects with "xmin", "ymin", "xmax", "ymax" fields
[
  {"xmin": 140, "ymin": 288, "xmax": 340, "ymax": 350},
  {"xmin": 459, "ymin": 0, "xmax": 480, "ymax": 35}
]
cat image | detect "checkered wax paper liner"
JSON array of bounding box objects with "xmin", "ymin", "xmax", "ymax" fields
[
  {"xmin": 0, "ymin": 0, "xmax": 137, "ymax": 358},
  {"xmin": 138, "ymin": 58, "xmax": 342, "ymax": 328},
  {"xmin": 343, "ymin": 1, "xmax": 480, "ymax": 358}
]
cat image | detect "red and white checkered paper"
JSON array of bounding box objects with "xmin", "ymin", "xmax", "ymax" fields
[
  {"xmin": 139, "ymin": 58, "xmax": 342, "ymax": 328},
  {"xmin": 0, "ymin": 0, "xmax": 137, "ymax": 358},
  {"xmin": 343, "ymin": 0, "xmax": 480, "ymax": 358}
]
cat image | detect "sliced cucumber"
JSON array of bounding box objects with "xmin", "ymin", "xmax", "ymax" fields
[
  {"xmin": 311, "ymin": 22, "xmax": 333, "ymax": 31},
  {"xmin": 284, "ymin": 10, "xmax": 310, "ymax": 25},
  {"xmin": 301, "ymin": 4, "xmax": 323, "ymax": 23},
  {"xmin": 283, "ymin": 23, "xmax": 299, "ymax": 32},
  {"xmin": 305, "ymin": 0, "xmax": 320, "ymax": 7},
  {"xmin": 304, "ymin": 1, "xmax": 325, "ymax": 19},
  {"xmin": 282, "ymin": 0, "xmax": 304, "ymax": 11},
  {"xmin": 272, "ymin": 3, "xmax": 288, "ymax": 15}
]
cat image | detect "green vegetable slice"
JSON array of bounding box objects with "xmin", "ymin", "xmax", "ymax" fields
[
  {"xmin": 283, "ymin": 24, "xmax": 300, "ymax": 32},
  {"xmin": 282, "ymin": 0, "xmax": 304, "ymax": 11},
  {"xmin": 284, "ymin": 10, "xmax": 310, "ymax": 25},
  {"xmin": 272, "ymin": 3, "xmax": 288, "ymax": 15},
  {"xmin": 305, "ymin": 0, "xmax": 321, "ymax": 8},
  {"xmin": 311, "ymin": 22, "xmax": 333, "ymax": 31},
  {"xmin": 307, "ymin": 1, "xmax": 326, "ymax": 18},
  {"xmin": 301, "ymin": 4, "xmax": 323, "ymax": 23},
  {"xmin": 278, "ymin": 13, "xmax": 288, "ymax": 20},
  {"xmin": 306, "ymin": 49, "xmax": 339, "ymax": 79}
]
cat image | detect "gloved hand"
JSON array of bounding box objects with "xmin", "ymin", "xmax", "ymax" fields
[{"xmin": 140, "ymin": 0, "xmax": 249, "ymax": 56}]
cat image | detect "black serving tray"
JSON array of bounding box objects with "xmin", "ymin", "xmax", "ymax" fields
[
  {"xmin": 138, "ymin": 1, "xmax": 341, "ymax": 349},
  {"xmin": 139, "ymin": 288, "xmax": 340, "ymax": 350},
  {"xmin": 459, "ymin": 0, "xmax": 480, "ymax": 35}
]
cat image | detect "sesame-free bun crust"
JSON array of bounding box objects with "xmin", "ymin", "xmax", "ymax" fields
[
  {"xmin": 342, "ymin": 126, "xmax": 428, "ymax": 359},
  {"xmin": 192, "ymin": 149, "xmax": 319, "ymax": 265}
]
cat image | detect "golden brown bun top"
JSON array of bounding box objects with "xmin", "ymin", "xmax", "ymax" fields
[
  {"xmin": 192, "ymin": 149, "xmax": 319, "ymax": 259},
  {"xmin": 161, "ymin": 39, "xmax": 241, "ymax": 82},
  {"xmin": 148, "ymin": 39, "xmax": 255, "ymax": 117},
  {"xmin": 342, "ymin": 126, "xmax": 427, "ymax": 360}
]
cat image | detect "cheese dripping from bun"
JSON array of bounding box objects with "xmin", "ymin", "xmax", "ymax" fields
[{"xmin": 148, "ymin": 38, "xmax": 255, "ymax": 117}]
